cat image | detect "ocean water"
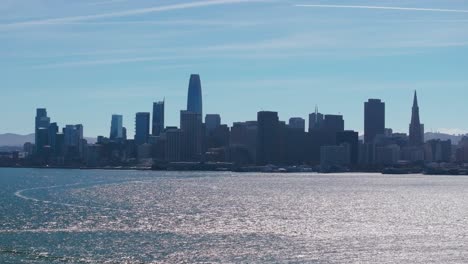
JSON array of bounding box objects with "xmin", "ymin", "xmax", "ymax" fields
[{"xmin": 1, "ymin": 168, "xmax": 468, "ymax": 263}]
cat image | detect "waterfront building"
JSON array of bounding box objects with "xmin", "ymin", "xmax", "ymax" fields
[
  {"xmin": 165, "ymin": 127, "xmax": 183, "ymax": 162},
  {"xmin": 425, "ymin": 139, "xmax": 452, "ymax": 163},
  {"xmin": 336, "ymin": 130, "xmax": 359, "ymax": 165},
  {"xmin": 375, "ymin": 145, "xmax": 400, "ymax": 165},
  {"xmin": 320, "ymin": 144, "xmax": 351, "ymax": 169}
]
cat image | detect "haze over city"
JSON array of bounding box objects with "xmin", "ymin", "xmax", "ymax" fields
[{"xmin": 2, "ymin": 0, "xmax": 468, "ymax": 137}]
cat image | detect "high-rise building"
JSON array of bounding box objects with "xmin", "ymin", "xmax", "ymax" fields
[
  {"xmin": 364, "ymin": 99, "xmax": 385, "ymax": 144},
  {"xmin": 409, "ymin": 91, "xmax": 424, "ymax": 146},
  {"xmin": 110, "ymin": 114, "xmax": 123, "ymax": 140},
  {"xmin": 257, "ymin": 111, "xmax": 279, "ymax": 165},
  {"xmin": 205, "ymin": 114, "xmax": 221, "ymax": 134},
  {"xmin": 48, "ymin": 122, "xmax": 59, "ymax": 154},
  {"xmin": 152, "ymin": 101, "xmax": 165, "ymax": 136},
  {"xmin": 323, "ymin": 114, "xmax": 344, "ymax": 134},
  {"xmin": 336, "ymin": 130, "xmax": 359, "ymax": 165},
  {"xmin": 308, "ymin": 106, "xmax": 324, "ymax": 132},
  {"xmin": 165, "ymin": 127, "xmax": 183, "ymax": 162},
  {"xmin": 289, "ymin": 117, "xmax": 305, "ymax": 131},
  {"xmin": 187, "ymin": 74, "xmax": 203, "ymax": 116},
  {"xmin": 63, "ymin": 124, "xmax": 84, "ymax": 159},
  {"xmin": 180, "ymin": 110, "xmax": 203, "ymax": 161},
  {"xmin": 35, "ymin": 108, "xmax": 50, "ymax": 153},
  {"xmin": 135, "ymin": 112, "xmax": 150, "ymax": 145}
]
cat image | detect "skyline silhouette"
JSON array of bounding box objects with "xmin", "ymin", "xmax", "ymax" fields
[{"xmin": 1, "ymin": 1, "xmax": 467, "ymax": 136}]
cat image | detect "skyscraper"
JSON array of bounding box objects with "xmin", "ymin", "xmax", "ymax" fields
[
  {"xmin": 180, "ymin": 110, "xmax": 203, "ymax": 161},
  {"xmin": 152, "ymin": 101, "xmax": 165, "ymax": 136},
  {"xmin": 63, "ymin": 124, "xmax": 84, "ymax": 158},
  {"xmin": 257, "ymin": 111, "xmax": 279, "ymax": 165},
  {"xmin": 289, "ymin": 117, "xmax": 305, "ymax": 131},
  {"xmin": 135, "ymin": 112, "xmax": 150, "ymax": 145},
  {"xmin": 409, "ymin": 91, "xmax": 424, "ymax": 146},
  {"xmin": 337, "ymin": 130, "xmax": 359, "ymax": 165},
  {"xmin": 323, "ymin": 114, "xmax": 344, "ymax": 134},
  {"xmin": 308, "ymin": 106, "xmax": 324, "ymax": 132},
  {"xmin": 187, "ymin": 74, "xmax": 203, "ymax": 116},
  {"xmin": 364, "ymin": 99, "xmax": 385, "ymax": 144},
  {"xmin": 35, "ymin": 108, "xmax": 50, "ymax": 153},
  {"xmin": 205, "ymin": 114, "xmax": 221, "ymax": 134},
  {"xmin": 110, "ymin": 114, "xmax": 123, "ymax": 140}
]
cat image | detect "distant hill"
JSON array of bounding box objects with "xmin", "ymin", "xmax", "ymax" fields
[
  {"xmin": 425, "ymin": 132, "xmax": 466, "ymax": 145},
  {"xmin": 0, "ymin": 133, "xmax": 34, "ymax": 146},
  {"xmin": 0, "ymin": 133, "xmax": 96, "ymax": 147}
]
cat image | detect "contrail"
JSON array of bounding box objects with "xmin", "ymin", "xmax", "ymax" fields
[
  {"xmin": 1, "ymin": 0, "xmax": 262, "ymax": 28},
  {"xmin": 295, "ymin": 4, "xmax": 468, "ymax": 13}
]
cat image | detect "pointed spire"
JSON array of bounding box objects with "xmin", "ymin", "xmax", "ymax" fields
[
  {"xmin": 413, "ymin": 90, "xmax": 418, "ymax": 108},
  {"xmin": 315, "ymin": 105, "xmax": 318, "ymax": 122}
]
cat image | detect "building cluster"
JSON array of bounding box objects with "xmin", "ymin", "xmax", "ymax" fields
[{"xmin": 20, "ymin": 74, "xmax": 468, "ymax": 172}]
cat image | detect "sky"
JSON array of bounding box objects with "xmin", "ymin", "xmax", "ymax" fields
[{"xmin": 1, "ymin": 0, "xmax": 468, "ymax": 137}]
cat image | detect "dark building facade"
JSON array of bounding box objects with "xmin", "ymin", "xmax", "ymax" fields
[
  {"xmin": 135, "ymin": 112, "xmax": 150, "ymax": 145},
  {"xmin": 180, "ymin": 110, "xmax": 203, "ymax": 161},
  {"xmin": 308, "ymin": 106, "xmax": 324, "ymax": 132},
  {"xmin": 152, "ymin": 101, "xmax": 165, "ymax": 136},
  {"xmin": 257, "ymin": 111, "xmax": 279, "ymax": 165},
  {"xmin": 337, "ymin": 130, "xmax": 359, "ymax": 165},
  {"xmin": 364, "ymin": 99, "xmax": 385, "ymax": 144},
  {"xmin": 205, "ymin": 114, "xmax": 221, "ymax": 135},
  {"xmin": 289, "ymin": 117, "xmax": 305, "ymax": 132}
]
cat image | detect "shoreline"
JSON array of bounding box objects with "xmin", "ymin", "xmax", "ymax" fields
[{"xmin": 1, "ymin": 165, "xmax": 467, "ymax": 176}]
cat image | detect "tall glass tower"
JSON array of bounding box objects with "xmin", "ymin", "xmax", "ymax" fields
[
  {"xmin": 152, "ymin": 100, "xmax": 165, "ymax": 136},
  {"xmin": 364, "ymin": 99, "xmax": 385, "ymax": 144},
  {"xmin": 110, "ymin": 114, "xmax": 123, "ymax": 140},
  {"xmin": 187, "ymin": 74, "xmax": 202, "ymax": 116},
  {"xmin": 135, "ymin": 112, "xmax": 150, "ymax": 145}
]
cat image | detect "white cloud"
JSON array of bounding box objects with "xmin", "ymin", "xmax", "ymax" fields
[
  {"xmin": 295, "ymin": 4, "xmax": 468, "ymax": 13},
  {"xmin": 0, "ymin": 0, "xmax": 266, "ymax": 29}
]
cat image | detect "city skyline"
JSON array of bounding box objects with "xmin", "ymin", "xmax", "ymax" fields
[{"xmin": 2, "ymin": 0, "xmax": 468, "ymax": 136}]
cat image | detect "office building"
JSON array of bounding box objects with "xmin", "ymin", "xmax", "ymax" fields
[
  {"xmin": 110, "ymin": 114, "xmax": 123, "ymax": 140},
  {"xmin": 409, "ymin": 91, "xmax": 424, "ymax": 146},
  {"xmin": 289, "ymin": 117, "xmax": 305, "ymax": 132},
  {"xmin": 187, "ymin": 74, "xmax": 203, "ymax": 116},
  {"xmin": 152, "ymin": 101, "xmax": 165, "ymax": 136},
  {"xmin": 364, "ymin": 99, "xmax": 385, "ymax": 144},
  {"xmin": 308, "ymin": 106, "xmax": 324, "ymax": 132},
  {"xmin": 180, "ymin": 110, "xmax": 203, "ymax": 161},
  {"xmin": 205, "ymin": 114, "xmax": 221, "ymax": 134},
  {"xmin": 135, "ymin": 112, "xmax": 150, "ymax": 145},
  {"xmin": 256, "ymin": 111, "xmax": 279, "ymax": 165}
]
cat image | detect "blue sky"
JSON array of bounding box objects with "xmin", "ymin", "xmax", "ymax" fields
[{"xmin": 1, "ymin": 0, "xmax": 468, "ymax": 137}]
